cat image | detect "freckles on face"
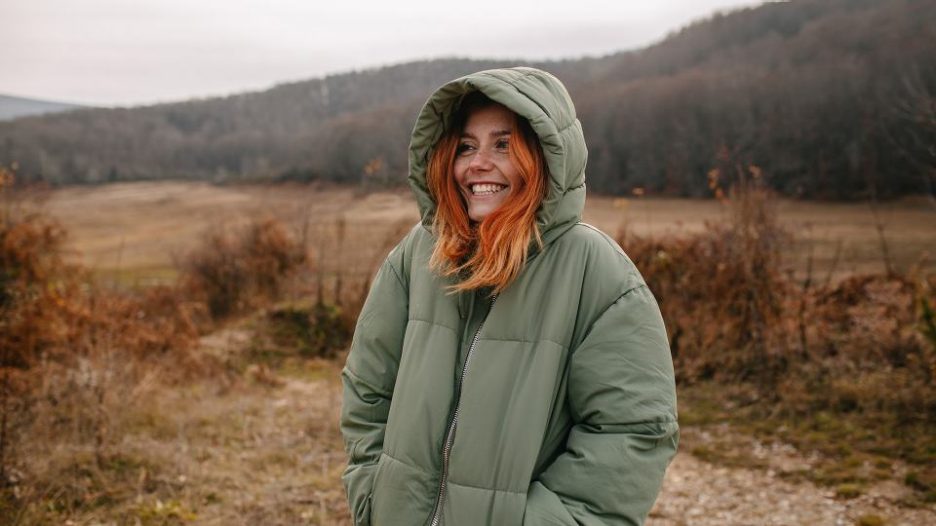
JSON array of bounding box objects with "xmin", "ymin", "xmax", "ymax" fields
[{"xmin": 453, "ymin": 104, "xmax": 524, "ymax": 222}]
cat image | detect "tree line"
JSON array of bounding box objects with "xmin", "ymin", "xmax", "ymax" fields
[{"xmin": 1, "ymin": 0, "xmax": 933, "ymax": 199}]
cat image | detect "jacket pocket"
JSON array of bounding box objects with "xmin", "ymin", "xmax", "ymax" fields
[
  {"xmin": 368, "ymin": 453, "xmax": 388, "ymax": 524},
  {"xmin": 358, "ymin": 493, "xmax": 372, "ymax": 526},
  {"xmin": 522, "ymin": 481, "xmax": 577, "ymax": 526}
]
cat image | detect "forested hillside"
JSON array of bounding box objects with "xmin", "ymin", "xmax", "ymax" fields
[{"xmin": 1, "ymin": 0, "xmax": 933, "ymax": 198}]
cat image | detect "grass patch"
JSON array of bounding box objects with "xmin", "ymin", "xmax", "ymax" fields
[
  {"xmin": 687, "ymin": 439, "xmax": 769, "ymax": 471},
  {"xmin": 854, "ymin": 513, "xmax": 887, "ymax": 526},
  {"xmin": 133, "ymin": 498, "xmax": 198, "ymax": 525},
  {"xmin": 835, "ymin": 483, "xmax": 864, "ymax": 499},
  {"xmin": 90, "ymin": 265, "xmax": 180, "ymax": 289},
  {"xmin": 903, "ymin": 471, "xmax": 936, "ymax": 503},
  {"xmin": 246, "ymin": 302, "xmax": 352, "ymax": 368},
  {"xmin": 12, "ymin": 449, "xmax": 176, "ymax": 522}
]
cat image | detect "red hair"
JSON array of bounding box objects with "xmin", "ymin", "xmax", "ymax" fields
[{"xmin": 427, "ymin": 94, "xmax": 548, "ymax": 294}]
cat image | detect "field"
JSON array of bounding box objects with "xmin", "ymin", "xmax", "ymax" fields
[
  {"xmin": 44, "ymin": 181, "xmax": 936, "ymax": 285},
  {"xmin": 5, "ymin": 180, "xmax": 935, "ymax": 525}
]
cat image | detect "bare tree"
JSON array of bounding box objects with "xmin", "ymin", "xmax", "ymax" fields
[{"xmin": 890, "ymin": 66, "xmax": 936, "ymax": 206}]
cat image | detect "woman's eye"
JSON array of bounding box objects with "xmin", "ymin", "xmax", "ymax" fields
[
  {"xmin": 456, "ymin": 143, "xmax": 474, "ymax": 155},
  {"xmin": 495, "ymin": 139, "xmax": 510, "ymax": 151}
]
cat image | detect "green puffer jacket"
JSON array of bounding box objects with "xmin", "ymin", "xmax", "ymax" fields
[{"xmin": 340, "ymin": 67, "xmax": 678, "ymax": 526}]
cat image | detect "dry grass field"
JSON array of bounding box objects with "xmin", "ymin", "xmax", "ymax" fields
[{"xmin": 42, "ymin": 181, "xmax": 935, "ymax": 284}]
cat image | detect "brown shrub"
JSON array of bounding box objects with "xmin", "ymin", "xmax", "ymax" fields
[
  {"xmin": 620, "ymin": 165, "xmax": 790, "ymax": 381},
  {"xmin": 619, "ymin": 166, "xmax": 936, "ymax": 435},
  {"xmin": 1, "ymin": 212, "xmax": 77, "ymax": 369},
  {"xmin": 1, "ymin": 193, "xmax": 87, "ymax": 494},
  {"xmin": 181, "ymin": 217, "xmax": 306, "ymax": 320},
  {"xmin": 0, "ymin": 173, "xmax": 212, "ymax": 516}
]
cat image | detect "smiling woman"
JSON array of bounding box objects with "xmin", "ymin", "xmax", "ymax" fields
[{"xmin": 340, "ymin": 67, "xmax": 678, "ymax": 526}]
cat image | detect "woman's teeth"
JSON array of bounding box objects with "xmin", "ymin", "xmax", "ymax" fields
[{"xmin": 471, "ymin": 184, "xmax": 507, "ymax": 195}]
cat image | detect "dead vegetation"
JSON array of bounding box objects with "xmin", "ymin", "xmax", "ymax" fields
[
  {"xmin": 0, "ymin": 167, "xmax": 391, "ymax": 523},
  {"xmin": 42, "ymin": 181, "xmax": 936, "ymax": 286},
  {"xmin": 182, "ymin": 218, "xmax": 307, "ymax": 320}
]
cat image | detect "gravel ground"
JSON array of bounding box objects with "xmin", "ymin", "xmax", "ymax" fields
[{"xmin": 649, "ymin": 451, "xmax": 936, "ymax": 526}]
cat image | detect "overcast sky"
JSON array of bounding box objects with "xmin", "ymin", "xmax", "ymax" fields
[{"xmin": 1, "ymin": 0, "xmax": 760, "ymax": 107}]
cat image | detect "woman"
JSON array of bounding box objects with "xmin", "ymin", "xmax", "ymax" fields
[{"xmin": 340, "ymin": 67, "xmax": 678, "ymax": 526}]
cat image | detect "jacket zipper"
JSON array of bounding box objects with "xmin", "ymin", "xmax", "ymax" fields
[{"xmin": 429, "ymin": 293, "xmax": 497, "ymax": 526}]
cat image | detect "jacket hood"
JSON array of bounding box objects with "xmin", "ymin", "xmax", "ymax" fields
[{"xmin": 408, "ymin": 67, "xmax": 587, "ymax": 246}]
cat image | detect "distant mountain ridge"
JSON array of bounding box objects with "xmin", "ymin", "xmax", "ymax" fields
[
  {"xmin": 0, "ymin": 94, "xmax": 85, "ymax": 121},
  {"xmin": 1, "ymin": 0, "xmax": 933, "ymax": 199}
]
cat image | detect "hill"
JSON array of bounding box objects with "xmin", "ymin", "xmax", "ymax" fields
[
  {"xmin": 0, "ymin": 94, "xmax": 85, "ymax": 121},
  {"xmin": 0, "ymin": 0, "xmax": 933, "ymax": 198}
]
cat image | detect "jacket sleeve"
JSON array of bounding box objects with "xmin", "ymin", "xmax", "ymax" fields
[
  {"xmin": 340, "ymin": 254, "xmax": 409, "ymax": 526},
  {"xmin": 523, "ymin": 284, "xmax": 679, "ymax": 526}
]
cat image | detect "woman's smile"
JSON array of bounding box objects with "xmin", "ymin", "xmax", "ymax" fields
[{"xmin": 469, "ymin": 183, "xmax": 508, "ymax": 195}]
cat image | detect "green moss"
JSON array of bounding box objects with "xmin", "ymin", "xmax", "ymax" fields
[
  {"xmin": 688, "ymin": 441, "xmax": 767, "ymax": 470},
  {"xmin": 134, "ymin": 499, "xmax": 197, "ymax": 525},
  {"xmin": 690, "ymin": 445, "xmax": 717, "ymax": 463},
  {"xmin": 835, "ymin": 483, "xmax": 864, "ymax": 499},
  {"xmin": 854, "ymin": 514, "xmax": 886, "ymax": 526}
]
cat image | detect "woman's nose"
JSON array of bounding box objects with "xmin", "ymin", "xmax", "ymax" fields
[{"xmin": 468, "ymin": 148, "xmax": 494, "ymax": 171}]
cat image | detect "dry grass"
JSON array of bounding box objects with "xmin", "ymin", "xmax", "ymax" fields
[
  {"xmin": 41, "ymin": 181, "xmax": 935, "ymax": 285},
  {"xmin": 43, "ymin": 182, "xmax": 418, "ymax": 287},
  {"xmin": 9, "ymin": 341, "xmax": 351, "ymax": 525}
]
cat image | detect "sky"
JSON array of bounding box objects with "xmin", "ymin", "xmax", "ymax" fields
[{"xmin": 1, "ymin": 0, "xmax": 759, "ymax": 107}]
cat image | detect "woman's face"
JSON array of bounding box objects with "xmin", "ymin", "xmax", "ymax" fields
[{"xmin": 453, "ymin": 103, "xmax": 523, "ymax": 222}]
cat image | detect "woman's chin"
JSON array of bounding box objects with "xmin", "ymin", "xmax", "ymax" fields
[
  {"xmin": 467, "ymin": 197, "xmax": 507, "ymax": 222},
  {"xmin": 468, "ymin": 205, "xmax": 495, "ymax": 222}
]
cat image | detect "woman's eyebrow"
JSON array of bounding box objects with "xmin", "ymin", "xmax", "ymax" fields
[{"xmin": 460, "ymin": 129, "xmax": 511, "ymax": 139}]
